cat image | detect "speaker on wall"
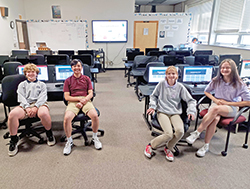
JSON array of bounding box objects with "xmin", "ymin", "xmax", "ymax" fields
[{"xmin": 0, "ymin": 7, "xmax": 8, "ymax": 17}]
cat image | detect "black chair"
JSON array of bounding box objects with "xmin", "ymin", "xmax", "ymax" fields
[
  {"xmin": 147, "ymin": 51, "xmax": 167, "ymax": 57},
  {"xmin": 2, "ymin": 74, "xmax": 44, "ymax": 144},
  {"xmin": 145, "ymin": 48, "xmax": 159, "ymax": 55},
  {"xmin": 58, "ymin": 50, "xmax": 75, "ymax": 57},
  {"xmin": 60, "ymin": 65, "xmax": 104, "ymax": 145},
  {"xmin": 29, "ymin": 54, "xmax": 45, "ymax": 65},
  {"xmin": 3, "ymin": 61, "xmax": 22, "ymax": 76},
  {"xmin": 0, "ymin": 55, "xmax": 9, "ymax": 66},
  {"xmin": 36, "ymin": 50, "xmax": 52, "ymax": 56},
  {"xmin": 194, "ymin": 95, "xmax": 250, "ymax": 156},
  {"xmin": 150, "ymin": 85, "xmax": 193, "ymax": 156},
  {"xmin": 78, "ymin": 50, "xmax": 95, "ymax": 57},
  {"xmin": 194, "ymin": 50, "xmax": 213, "ymax": 56}
]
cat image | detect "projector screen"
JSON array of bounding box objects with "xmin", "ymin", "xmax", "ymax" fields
[{"xmin": 92, "ymin": 20, "xmax": 128, "ymax": 43}]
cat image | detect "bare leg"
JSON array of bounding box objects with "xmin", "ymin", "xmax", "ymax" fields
[
  {"xmin": 8, "ymin": 107, "xmax": 26, "ymax": 135},
  {"xmin": 87, "ymin": 109, "xmax": 99, "ymax": 133},
  {"xmin": 63, "ymin": 111, "xmax": 75, "ymax": 138},
  {"xmin": 37, "ymin": 106, "xmax": 52, "ymax": 130},
  {"xmin": 204, "ymin": 115, "xmax": 220, "ymax": 143},
  {"xmin": 197, "ymin": 105, "xmax": 229, "ymax": 133}
]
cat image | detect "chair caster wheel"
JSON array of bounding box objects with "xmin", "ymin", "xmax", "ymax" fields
[
  {"xmin": 188, "ymin": 143, "xmax": 192, "ymax": 146},
  {"xmin": 100, "ymin": 131, "xmax": 104, "ymax": 136},
  {"xmin": 148, "ymin": 151, "xmax": 156, "ymax": 159},
  {"xmin": 173, "ymin": 150, "xmax": 179, "ymax": 156},
  {"xmin": 38, "ymin": 138, "xmax": 44, "ymax": 144},
  {"xmin": 60, "ymin": 136, "xmax": 66, "ymax": 142},
  {"xmin": 221, "ymin": 151, "xmax": 227, "ymax": 156},
  {"xmin": 3, "ymin": 132, "xmax": 10, "ymax": 139},
  {"xmin": 243, "ymin": 144, "xmax": 248, "ymax": 149},
  {"xmin": 1, "ymin": 125, "xmax": 7, "ymax": 129},
  {"xmin": 85, "ymin": 141, "xmax": 90, "ymax": 146}
]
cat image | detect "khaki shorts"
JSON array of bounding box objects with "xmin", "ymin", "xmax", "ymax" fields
[
  {"xmin": 209, "ymin": 102, "xmax": 239, "ymax": 117},
  {"xmin": 22, "ymin": 102, "xmax": 49, "ymax": 119},
  {"xmin": 66, "ymin": 96, "xmax": 95, "ymax": 115}
]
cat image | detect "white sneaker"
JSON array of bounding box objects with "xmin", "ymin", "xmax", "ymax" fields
[
  {"xmin": 196, "ymin": 144, "xmax": 209, "ymax": 157},
  {"xmin": 47, "ymin": 136, "xmax": 56, "ymax": 146},
  {"xmin": 186, "ymin": 131, "xmax": 200, "ymax": 145},
  {"xmin": 63, "ymin": 140, "xmax": 73, "ymax": 155},
  {"xmin": 92, "ymin": 137, "xmax": 102, "ymax": 150}
]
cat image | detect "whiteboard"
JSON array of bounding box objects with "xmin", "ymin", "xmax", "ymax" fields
[{"xmin": 27, "ymin": 20, "xmax": 87, "ymax": 51}]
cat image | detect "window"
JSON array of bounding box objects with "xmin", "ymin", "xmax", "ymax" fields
[{"xmin": 187, "ymin": 0, "xmax": 213, "ymax": 44}]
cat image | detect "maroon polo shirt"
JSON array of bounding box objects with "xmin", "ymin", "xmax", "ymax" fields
[{"xmin": 63, "ymin": 74, "xmax": 93, "ymax": 97}]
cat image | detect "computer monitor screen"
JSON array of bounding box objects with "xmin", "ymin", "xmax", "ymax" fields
[
  {"xmin": 47, "ymin": 55, "xmax": 69, "ymax": 65},
  {"xmin": 182, "ymin": 66, "xmax": 213, "ymax": 84},
  {"xmin": 78, "ymin": 50, "xmax": 94, "ymax": 56},
  {"xmin": 12, "ymin": 50, "xmax": 29, "ymax": 56},
  {"xmin": 18, "ymin": 65, "xmax": 49, "ymax": 81},
  {"xmin": 148, "ymin": 66, "xmax": 178, "ymax": 84},
  {"xmin": 92, "ymin": 20, "xmax": 128, "ymax": 43},
  {"xmin": 219, "ymin": 54, "xmax": 241, "ymax": 67},
  {"xmin": 175, "ymin": 50, "xmax": 191, "ymax": 56},
  {"xmin": 195, "ymin": 55, "xmax": 210, "ymax": 65},
  {"xmin": 55, "ymin": 65, "xmax": 84, "ymax": 81},
  {"xmin": 145, "ymin": 48, "xmax": 159, "ymax": 55},
  {"xmin": 58, "ymin": 50, "xmax": 75, "ymax": 56},
  {"xmin": 194, "ymin": 50, "xmax": 213, "ymax": 56},
  {"xmin": 240, "ymin": 60, "xmax": 250, "ymax": 78}
]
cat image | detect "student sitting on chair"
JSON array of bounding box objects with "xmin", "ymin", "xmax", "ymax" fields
[
  {"xmin": 63, "ymin": 59, "xmax": 102, "ymax": 155},
  {"xmin": 8, "ymin": 63, "xmax": 56, "ymax": 157},
  {"xmin": 186, "ymin": 59, "xmax": 250, "ymax": 157},
  {"xmin": 144, "ymin": 66, "xmax": 196, "ymax": 162}
]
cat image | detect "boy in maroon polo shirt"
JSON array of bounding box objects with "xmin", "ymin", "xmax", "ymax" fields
[{"xmin": 63, "ymin": 59, "xmax": 102, "ymax": 155}]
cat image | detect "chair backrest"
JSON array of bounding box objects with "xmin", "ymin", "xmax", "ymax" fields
[
  {"xmin": 29, "ymin": 54, "xmax": 45, "ymax": 65},
  {"xmin": 72, "ymin": 55, "xmax": 94, "ymax": 67},
  {"xmin": 184, "ymin": 56, "xmax": 195, "ymax": 65},
  {"xmin": 3, "ymin": 61, "xmax": 22, "ymax": 76},
  {"xmin": 148, "ymin": 51, "xmax": 168, "ymax": 57},
  {"xmin": 0, "ymin": 55, "xmax": 9, "ymax": 66},
  {"xmin": 143, "ymin": 62, "xmax": 165, "ymax": 83},
  {"xmin": 145, "ymin": 48, "xmax": 159, "ymax": 55},
  {"xmin": 78, "ymin": 50, "xmax": 95, "ymax": 57},
  {"xmin": 132, "ymin": 55, "xmax": 158, "ymax": 69},
  {"xmin": 2, "ymin": 74, "xmax": 26, "ymax": 107},
  {"xmin": 58, "ymin": 50, "xmax": 75, "ymax": 57}
]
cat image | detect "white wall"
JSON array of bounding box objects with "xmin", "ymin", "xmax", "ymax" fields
[
  {"xmin": 0, "ymin": 0, "xmax": 25, "ymax": 55},
  {"xmin": 22, "ymin": 0, "xmax": 135, "ymax": 68}
]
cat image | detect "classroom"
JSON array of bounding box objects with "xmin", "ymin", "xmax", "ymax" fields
[{"xmin": 0, "ymin": 0, "xmax": 250, "ymax": 188}]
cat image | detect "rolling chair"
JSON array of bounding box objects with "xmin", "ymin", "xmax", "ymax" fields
[
  {"xmin": 150, "ymin": 85, "xmax": 193, "ymax": 156},
  {"xmin": 2, "ymin": 74, "xmax": 45, "ymax": 144},
  {"xmin": 60, "ymin": 64, "xmax": 104, "ymax": 145},
  {"xmin": 194, "ymin": 95, "xmax": 250, "ymax": 156},
  {"xmin": 3, "ymin": 61, "xmax": 22, "ymax": 76}
]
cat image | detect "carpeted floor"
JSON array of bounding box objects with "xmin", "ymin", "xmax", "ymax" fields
[{"xmin": 0, "ymin": 70, "xmax": 249, "ymax": 189}]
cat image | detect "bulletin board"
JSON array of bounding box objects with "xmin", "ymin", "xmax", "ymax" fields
[
  {"xmin": 134, "ymin": 13, "xmax": 192, "ymax": 48},
  {"xmin": 27, "ymin": 20, "xmax": 88, "ymax": 51}
]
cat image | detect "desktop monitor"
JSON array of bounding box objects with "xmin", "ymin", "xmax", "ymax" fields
[
  {"xmin": 12, "ymin": 50, "xmax": 29, "ymax": 56},
  {"xmin": 148, "ymin": 66, "xmax": 178, "ymax": 84},
  {"xmin": 46, "ymin": 55, "xmax": 69, "ymax": 65},
  {"xmin": 72, "ymin": 55, "xmax": 93, "ymax": 66},
  {"xmin": 240, "ymin": 60, "xmax": 250, "ymax": 78},
  {"xmin": 145, "ymin": 48, "xmax": 159, "ymax": 55},
  {"xmin": 174, "ymin": 50, "xmax": 192, "ymax": 57},
  {"xmin": 182, "ymin": 66, "xmax": 213, "ymax": 84},
  {"xmin": 162, "ymin": 55, "xmax": 176, "ymax": 66},
  {"xmin": 219, "ymin": 54, "xmax": 241, "ymax": 67},
  {"xmin": 127, "ymin": 51, "xmax": 144, "ymax": 61},
  {"xmin": 78, "ymin": 50, "xmax": 94, "ymax": 56},
  {"xmin": 195, "ymin": 55, "xmax": 210, "ymax": 65},
  {"xmin": 58, "ymin": 50, "xmax": 75, "ymax": 57},
  {"xmin": 18, "ymin": 65, "xmax": 49, "ymax": 81},
  {"xmin": 194, "ymin": 50, "xmax": 213, "ymax": 56},
  {"xmin": 55, "ymin": 65, "xmax": 84, "ymax": 81}
]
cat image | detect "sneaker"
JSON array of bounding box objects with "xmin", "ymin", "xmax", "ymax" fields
[
  {"xmin": 164, "ymin": 147, "xmax": 174, "ymax": 162},
  {"xmin": 144, "ymin": 144, "xmax": 155, "ymax": 159},
  {"xmin": 47, "ymin": 135, "xmax": 56, "ymax": 146},
  {"xmin": 196, "ymin": 144, "xmax": 209, "ymax": 157},
  {"xmin": 92, "ymin": 137, "xmax": 102, "ymax": 150},
  {"xmin": 8, "ymin": 140, "xmax": 18, "ymax": 157},
  {"xmin": 63, "ymin": 140, "xmax": 73, "ymax": 155},
  {"xmin": 186, "ymin": 131, "xmax": 200, "ymax": 145}
]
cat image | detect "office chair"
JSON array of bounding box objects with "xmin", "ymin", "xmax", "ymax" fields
[
  {"xmin": 58, "ymin": 50, "xmax": 75, "ymax": 57},
  {"xmin": 162, "ymin": 45, "xmax": 174, "ymax": 51},
  {"xmin": 194, "ymin": 95, "xmax": 250, "ymax": 156},
  {"xmin": 148, "ymin": 51, "xmax": 167, "ymax": 57},
  {"xmin": 29, "ymin": 54, "xmax": 45, "ymax": 65},
  {"xmin": 2, "ymin": 74, "xmax": 44, "ymax": 144},
  {"xmin": 150, "ymin": 85, "xmax": 193, "ymax": 156},
  {"xmin": 3, "ymin": 61, "xmax": 22, "ymax": 76},
  {"xmin": 184, "ymin": 56, "xmax": 195, "ymax": 65},
  {"xmin": 60, "ymin": 64, "xmax": 104, "ymax": 145}
]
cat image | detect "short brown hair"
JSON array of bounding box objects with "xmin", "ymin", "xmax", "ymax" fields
[
  {"xmin": 23, "ymin": 63, "xmax": 40, "ymax": 75},
  {"xmin": 165, "ymin": 66, "xmax": 178, "ymax": 76}
]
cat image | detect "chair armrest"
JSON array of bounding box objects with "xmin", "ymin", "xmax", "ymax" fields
[
  {"xmin": 197, "ymin": 95, "xmax": 210, "ymax": 106},
  {"xmin": 229, "ymin": 106, "xmax": 250, "ymax": 125}
]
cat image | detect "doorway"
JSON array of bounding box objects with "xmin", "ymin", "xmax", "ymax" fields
[
  {"xmin": 133, "ymin": 21, "xmax": 158, "ymax": 54},
  {"xmin": 16, "ymin": 20, "xmax": 30, "ymax": 50}
]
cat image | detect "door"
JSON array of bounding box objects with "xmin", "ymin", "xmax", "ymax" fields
[
  {"xmin": 134, "ymin": 21, "xmax": 158, "ymax": 54},
  {"xmin": 16, "ymin": 20, "xmax": 30, "ymax": 50}
]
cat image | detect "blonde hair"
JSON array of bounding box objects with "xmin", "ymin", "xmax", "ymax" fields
[
  {"xmin": 23, "ymin": 63, "xmax": 40, "ymax": 75},
  {"xmin": 165, "ymin": 66, "xmax": 178, "ymax": 81}
]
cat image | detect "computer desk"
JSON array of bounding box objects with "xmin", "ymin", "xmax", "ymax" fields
[{"xmin": 138, "ymin": 83, "xmax": 208, "ymax": 130}]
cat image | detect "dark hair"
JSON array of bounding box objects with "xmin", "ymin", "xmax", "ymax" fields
[
  {"xmin": 70, "ymin": 59, "xmax": 83, "ymax": 67},
  {"xmin": 212, "ymin": 58, "xmax": 242, "ymax": 88}
]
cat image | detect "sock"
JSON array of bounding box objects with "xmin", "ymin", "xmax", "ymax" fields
[
  {"xmin": 195, "ymin": 130, "xmax": 201, "ymax": 135},
  {"xmin": 67, "ymin": 136, "xmax": 72, "ymax": 143},
  {"xmin": 204, "ymin": 143, "xmax": 209, "ymax": 148},
  {"xmin": 46, "ymin": 129, "xmax": 53, "ymax": 138},
  {"xmin": 92, "ymin": 132, "xmax": 98, "ymax": 138},
  {"xmin": 10, "ymin": 135, "xmax": 18, "ymax": 143}
]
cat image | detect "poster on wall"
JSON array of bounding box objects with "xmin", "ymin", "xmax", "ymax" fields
[{"xmin": 52, "ymin": 5, "xmax": 61, "ymax": 19}]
